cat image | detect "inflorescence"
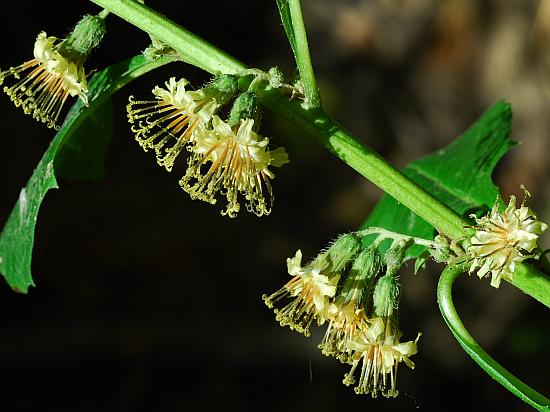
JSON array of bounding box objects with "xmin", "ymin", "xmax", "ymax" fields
[
  {"xmin": 263, "ymin": 232, "xmax": 422, "ymax": 398},
  {"xmin": 262, "ymin": 192, "xmax": 548, "ymax": 397},
  {"xmin": 467, "ymin": 190, "xmax": 547, "ymax": 288},
  {"xmin": 127, "ymin": 76, "xmax": 289, "ymax": 217}
]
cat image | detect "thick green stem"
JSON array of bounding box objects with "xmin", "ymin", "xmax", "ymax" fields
[
  {"xmin": 438, "ymin": 264, "xmax": 550, "ymax": 410},
  {"xmin": 89, "ymin": 0, "xmax": 550, "ymax": 304}
]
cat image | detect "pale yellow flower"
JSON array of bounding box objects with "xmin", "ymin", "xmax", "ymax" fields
[
  {"xmin": 468, "ymin": 194, "xmax": 547, "ymax": 288},
  {"xmin": 181, "ymin": 116, "xmax": 288, "ymax": 217},
  {"xmin": 0, "ymin": 32, "xmax": 88, "ymax": 129},
  {"xmin": 343, "ymin": 317, "xmax": 420, "ymax": 398},
  {"xmin": 127, "ymin": 77, "xmax": 219, "ymax": 171},
  {"xmin": 319, "ymin": 297, "xmax": 369, "ymax": 363},
  {"xmin": 262, "ymin": 250, "xmax": 339, "ymax": 336}
]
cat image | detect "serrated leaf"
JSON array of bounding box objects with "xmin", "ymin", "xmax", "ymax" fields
[
  {"xmin": 0, "ymin": 55, "xmax": 173, "ymax": 293},
  {"xmin": 361, "ymin": 101, "xmax": 515, "ymax": 258}
]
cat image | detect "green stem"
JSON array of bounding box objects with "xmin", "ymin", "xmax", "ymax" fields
[
  {"xmin": 437, "ymin": 264, "xmax": 550, "ymax": 411},
  {"xmin": 355, "ymin": 227, "xmax": 439, "ymax": 249},
  {"xmin": 89, "ymin": 0, "xmax": 550, "ymax": 304},
  {"xmin": 89, "ymin": 0, "xmax": 245, "ymax": 75},
  {"xmin": 278, "ymin": 0, "xmax": 320, "ymax": 107},
  {"xmin": 259, "ymin": 94, "xmax": 470, "ymax": 239}
]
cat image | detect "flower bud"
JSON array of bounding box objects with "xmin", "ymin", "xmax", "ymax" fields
[
  {"xmin": 384, "ymin": 240, "xmax": 409, "ymax": 277},
  {"xmin": 228, "ymin": 92, "xmax": 262, "ymax": 129},
  {"xmin": 337, "ymin": 246, "xmax": 381, "ymax": 304},
  {"xmin": 372, "ymin": 273, "xmax": 400, "ymax": 318},
  {"xmin": 58, "ymin": 15, "xmax": 106, "ymax": 63},
  {"xmin": 319, "ymin": 233, "xmax": 362, "ymax": 273}
]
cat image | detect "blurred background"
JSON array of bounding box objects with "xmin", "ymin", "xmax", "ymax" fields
[{"xmin": 1, "ymin": 0, "xmax": 550, "ymax": 411}]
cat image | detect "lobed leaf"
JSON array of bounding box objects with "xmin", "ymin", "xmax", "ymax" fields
[{"xmin": 361, "ymin": 101, "xmax": 515, "ymax": 257}]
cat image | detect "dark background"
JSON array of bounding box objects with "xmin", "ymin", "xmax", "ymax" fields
[{"xmin": 1, "ymin": 1, "xmax": 550, "ymax": 411}]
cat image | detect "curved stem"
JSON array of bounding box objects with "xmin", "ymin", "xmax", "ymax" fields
[{"xmin": 437, "ymin": 264, "xmax": 550, "ymax": 411}]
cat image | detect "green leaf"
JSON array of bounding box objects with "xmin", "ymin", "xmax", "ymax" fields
[
  {"xmin": 54, "ymin": 99, "xmax": 114, "ymax": 182},
  {"xmin": 361, "ymin": 101, "xmax": 515, "ymax": 258},
  {"xmin": 0, "ymin": 55, "xmax": 173, "ymax": 293}
]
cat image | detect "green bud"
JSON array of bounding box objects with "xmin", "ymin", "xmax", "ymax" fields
[
  {"xmin": 430, "ymin": 234, "xmax": 452, "ymax": 263},
  {"xmin": 267, "ymin": 67, "xmax": 284, "ymax": 88},
  {"xmin": 384, "ymin": 239, "xmax": 410, "ymax": 277},
  {"xmin": 143, "ymin": 36, "xmax": 175, "ymax": 61},
  {"xmin": 228, "ymin": 92, "xmax": 262, "ymax": 129},
  {"xmin": 203, "ymin": 74, "xmax": 239, "ymax": 106},
  {"xmin": 372, "ymin": 273, "xmax": 400, "ymax": 318},
  {"xmin": 337, "ymin": 246, "xmax": 382, "ymax": 305},
  {"xmin": 58, "ymin": 15, "xmax": 106, "ymax": 63},
  {"xmin": 347, "ymin": 247, "xmax": 382, "ymax": 287},
  {"xmin": 324, "ymin": 233, "xmax": 362, "ymax": 273}
]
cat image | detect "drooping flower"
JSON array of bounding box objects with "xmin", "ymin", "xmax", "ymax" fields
[
  {"xmin": 126, "ymin": 75, "xmax": 238, "ymax": 172},
  {"xmin": 468, "ymin": 194, "xmax": 547, "ymax": 288},
  {"xmin": 343, "ymin": 317, "xmax": 420, "ymax": 398},
  {"xmin": 0, "ymin": 32, "xmax": 89, "ymax": 129},
  {"xmin": 263, "ymin": 234, "xmax": 361, "ymax": 336},
  {"xmin": 181, "ymin": 115, "xmax": 288, "ymax": 217},
  {"xmin": 262, "ymin": 250, "xmax": 339, "ymax": 336},
  {"xmin": 319, "ymin": 247, "xmax": 381, "ymax": 362}
]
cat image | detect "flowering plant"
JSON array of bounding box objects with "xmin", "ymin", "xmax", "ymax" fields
[{"xmin": 1, "ymin": 1, "xmax": 549, "ymax": 410}]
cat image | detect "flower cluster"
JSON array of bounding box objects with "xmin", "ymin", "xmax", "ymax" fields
[
  {"xmin": 127, "ymin": 77, "xmax": 288, "ymax": 217},
  {"xmin": 468, "ymin": 193, "xmax": 547, "ymax": 288},
  {"xmin": 0, "ymin": 15, "xmax": 105, "ymax": 129},
  {"xmin": 263, "ymin": 233, "xmax": 420, "ymax": 398}
]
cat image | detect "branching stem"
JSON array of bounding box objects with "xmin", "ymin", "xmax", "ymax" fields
[{"xmin": 87, "ymin": 0, "xmax": 550, "ymax": 305}]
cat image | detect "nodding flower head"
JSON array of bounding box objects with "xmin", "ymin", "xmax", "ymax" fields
[
  {"xmin": 0, "ymin": 15, "xmax": 105, "ymax": 129},
  {"xmin": 319, "ymin": 247, "xmax": 381, "ymax": 362},
  {"xmin": 468, "ymin": 193, "xmax": 547, "ymax": 288},
  {"xmin": 343, "ymin": 317, "xmax": 420, "ymax": 398},
  {"xmin": 262, "ymin": 250, "xmax": 339, "ymax": 336},
  {"xmin": 126, "ymin": 75, "xmax": 238, "ymax": 172},
  {"xmin": 262, "ymin": 234, "xmax": 361, "ymax": 336},
  {"xmin": 0, "ymin": 32, "xmax": 88, "ymax": 129},
  {"xmin": 181, "ymin": 116, "xmax": 288, "ymax": 217}
]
